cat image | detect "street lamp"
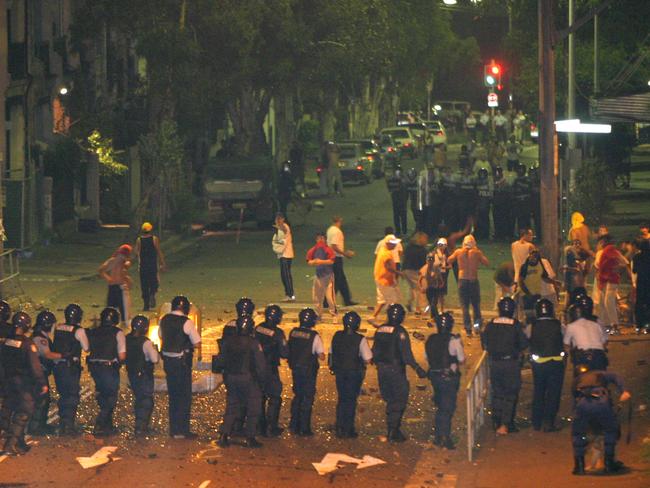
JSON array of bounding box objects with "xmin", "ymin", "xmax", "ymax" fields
[
  {"xmin": 442, "ymin": 0, "xmax": 458, "ymax": 4},
  {"xmin": 59, "ymin": 86, "xmax": 69, "ymax": 95}
]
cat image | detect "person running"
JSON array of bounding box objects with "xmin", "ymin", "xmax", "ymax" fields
[
  {"xmin": 98, "ymin": 245, "xmax": 133, "ymax": 323},
  {"xmin": 448, "ymin": 235, "xmax": 489, "ymax": 337},
  {"xmin": 272, "ymin": 213, "xmax": 295, "ymax": 302},
  {"xmin": 134, "ymin": 223, "xmax": 166, "ymax": 311}
]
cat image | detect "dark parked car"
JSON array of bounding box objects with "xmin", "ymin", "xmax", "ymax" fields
[
  {"xmin": 341, "ymin": 138, "xmax": 385, "ymax": 177},
  {"xmin": 337, "ymin": 143, "xmax": 373, "ymax": 184}
]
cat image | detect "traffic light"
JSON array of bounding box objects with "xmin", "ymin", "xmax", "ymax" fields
[{"xmin": 484, "ymin": 61, "xmax": 502, "ymax": 88}]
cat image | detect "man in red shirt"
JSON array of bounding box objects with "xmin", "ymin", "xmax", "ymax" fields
[
  {"xmin": 306, "ymin": 232, "xmax": 337, "ymax": 319},
  {"xmin": 596, "ymin": 235, "xmax": 631, "ymax": 332}
]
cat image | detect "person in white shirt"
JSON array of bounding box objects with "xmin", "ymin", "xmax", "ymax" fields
[
  {"xmin": 494, "ymin": 110, "xmax": 508, "ymax": 143},
  {"xmin": 466, "ymin": 113, "xmax": 478, "ymax": 142},
  {"xmin": 327, "ymin": 216, "xmax": 357, "ymax": 306},
  {"xmin": 564, "ymin": 295, "xmax": 608, "ymax": 371},
  {"xmin": 374, "ymin": 227, "xmax": 404, "ymax": 269},
  {"xmin": 272, "ymin": 213, "xmax": 295, "ymax": 302},
  {"xmin": 512, "ymin": 228, "xmax": 535, "ymax": 285}
]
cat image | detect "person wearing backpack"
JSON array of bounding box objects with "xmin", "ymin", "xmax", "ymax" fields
[{"xmin": 425, "ymin": 312, "xmax": 464, "ymax": 449}]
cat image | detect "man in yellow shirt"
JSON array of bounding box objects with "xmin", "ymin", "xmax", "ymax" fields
[{"xmin": 371, "ymin": 238, "xmax": 403, "ymax": 323}]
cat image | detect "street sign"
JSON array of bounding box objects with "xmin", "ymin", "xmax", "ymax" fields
[{"xmin": 487, "ymin": 92, "xmax": 498, "ymax": 108}]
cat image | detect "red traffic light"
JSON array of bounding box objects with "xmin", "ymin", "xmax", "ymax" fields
[{"xmin": 491, "ymin": 65, "xmax": 500, "ymax": 75}]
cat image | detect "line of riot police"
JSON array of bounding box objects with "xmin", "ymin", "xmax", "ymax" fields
[{"xmin": 386, "ymin": 162, "xmax": 541, "ymax": 241}]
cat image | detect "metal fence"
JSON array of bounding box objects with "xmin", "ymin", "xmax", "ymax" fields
[
  {"xmin": 466, "ymin": 350, "xmax": 490, "ymax": 462},
  {"xmin": 0, "ymin": 249, "xmax": 20, "ymax": 285}
]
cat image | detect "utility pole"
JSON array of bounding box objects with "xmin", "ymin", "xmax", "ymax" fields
[
  {"xmin": 538, "ymin": 0, "xmax": 559, "ymax": 265},
  {"xmin": 567, "ymin": 0, "xmax": 576, "ymax": 149},
  {"xmin": 594, "ymin": 14, "xmax": 600, "ymax": 95}
]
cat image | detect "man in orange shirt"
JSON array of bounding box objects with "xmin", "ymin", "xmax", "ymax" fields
[{"xmin": 371, "ymin": 238, "xmax": 403, "ymax": 323}]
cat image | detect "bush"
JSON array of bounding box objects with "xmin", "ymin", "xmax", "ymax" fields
[
  {"xmin": 570, "ymin": 159, "xmax": 612, "ymax": 225},
  {"xmin": 297, "ymin": 119, "xmax": 321, "ymax": 156}
]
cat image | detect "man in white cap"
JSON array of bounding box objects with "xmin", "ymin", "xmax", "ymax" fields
[
  {"xmin": 370, "ymin": 237, "xmax": 403, "ymax": 323},
  {"xmin": 448, "ymin": 235, "xmax": 489, "ymax": 337}
]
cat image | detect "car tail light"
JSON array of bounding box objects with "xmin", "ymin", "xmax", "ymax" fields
[
  {"xmin": 367, "ymin": 155, "xmax": 375, "ymax": 161},
  {"xmin": 435, "ymin": 130, "xmax": 443, "ymax": 135},
  {"xmin": 388, "ymin": 147, "xmax": 395, "ymax": 152},
  {"xmin": 316, "ymin": 166, "xmax": 323, "ymax": 174},
  {"xmin": 356, "ymin": 164, "xmax": 364, "ymax": 171},
  {"xmin": 403, "ymin": 143, "xmax": 412, "ymax": 147}
]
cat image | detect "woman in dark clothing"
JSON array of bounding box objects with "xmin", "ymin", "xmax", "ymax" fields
[{"xmin": 633, "ymin": 238, "xmax": 650, "ymax": 332}]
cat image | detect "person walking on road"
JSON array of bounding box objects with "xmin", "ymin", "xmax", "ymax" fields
[
  {"xmin": 372, "ymin": 304, "xmax": 427, "ymax": 442},
  {"xmin": 98, "ymin": 244, "xmax": 133, "ymax": 323},
  {"xmin": 402, "ymin": 232, "xmax": 429, "ymax": 314},
  {"xmin": 272, "ymin": 213, "xmax": 295, "ymax": 302},
  {"xmin": 425, "ymin": 312, "xmax": 464, "ymax": 449},
  {"xmin": 306, "ymin": 232, "xmax": 337, "ymax": 319},
  {"xmin": 386, "ymin": 165, "xmax": 408, "ymax": 235},
  {"xmin": 288, "ymin": 308, "xmax": 325, "ymax": 436},
  {"xmin": 134, "ymin": 223, "xmax": 167, "ymax": 312},
  {"xmin": 326, "ymin": 141, "xmax": 343, "ymax": 196},
  {"xmin": 482, "ymin": 297, "xmax": 529, "ymax": 435},
  {"xmin": 529, "ymin": 299, "xmax": 565, "ymax": 432},
  {"xmin": 329, "ymin": 311, "xmax": 372, "ymax": 438},
  {"xmin": 327, "ymin": 216, "xmax": 357, "ymax": 306},
  {"xmin": 371, "ymin": 238, "xmax": 403, "ymax": 323},
  {"xmin": 125, "ymin": 315, "xmax": 159, "ymax": 437},
  {"xmin": 158, "ymin": 295, "xmax": 201, "ymax": 439},
  {"xmin": 289, "ymin": 140, "xmax": 306, "ymax": 196},
  {"xmin": 448, "ymin": 235, "xmax": 489, "ymax": 336}
]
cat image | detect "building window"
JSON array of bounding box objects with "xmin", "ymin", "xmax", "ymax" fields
[{"xmin": 53, "ymin": 97, "xmax": 70, "ymax": 135}]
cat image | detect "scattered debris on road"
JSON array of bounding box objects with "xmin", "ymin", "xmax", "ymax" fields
[
  {"xmin": 312, "ymin": 452, "xmax": 386, "ymax": 475},
  {"xmin": 76, "ymin": 446, "xmax": 120, "ymax": 469}
]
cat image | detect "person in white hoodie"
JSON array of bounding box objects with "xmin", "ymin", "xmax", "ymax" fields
[{"xmin": 272, "ymin": 213, "xmax": 295, "ymax": 302}]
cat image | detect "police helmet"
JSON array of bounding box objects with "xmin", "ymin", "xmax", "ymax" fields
[
  {"xmin": 494, "ymin": 166, "xmax": 504, "ymax": 179},
  {"xmin": 407, "ymin": 167, "xmax": 417, "ymax": 179},
  {"xmin": 575, "ymin": 295, "xmax": 594, "ymax": 318},
  {"xmin": 236, "ymin": 297, "xmax": 255, "ymax": 317},
  {"xmin": 131, "ymin": 315, "xmax": 150, "ymax": 333},
  {"xmin": 100, "ymin": 307, "xmax": 120, "ymax": 327},
  {"xmin": 437, "ymin": 312, "xmax": 454, "ymax": 334},
  {"xmin": 569, "ymin": 287, "xmax": 588, "ymax": 305},
  {"xmin": 264, "ymin": 304, "xmax": 283, "ymax": 326},
  {"xmin": 0, "ymin": 300, "xmax": 10, "ymax": 322},
  {"xmin": 528, "ymin": 166, "xmax": 539, "ymax": 180},
  {"xmin": 343, "ymin": 311, "xmax": 361, "ymax": 331},
  {"xmin": 64, "ymin": 303, "xmax": 83, "ymax": 325},
  {"xmin": 497, "ymin": 296, "xmax": 516, "ymax": 318},
  {"xmin": 478, "ymin": 167, "xmax": 489, "ymax": 180},
  {"xmin": 387, "ymin": 303, "xmax": 406, "ymax": 326},
  {"xmin": 35, "ymin": 310, "xmax": 57, "ymax": 332},
  {"xmin": 516, "ymin": 164, "xmax": 527, "ymax": 177},
  {"xmin": 11, "ymin": 311, "xmax": 32, "ymax": 331},
  {"xmin": 236, "ymin": 315, "xmax": 256, "ymax": 335},
  {"xmin": 566, "ymin": 304, "xmax": 583, "ymax": 323},
  {"xmin": 298, "ymin": 308, "xmax": 318, "ymax": 328},
  {"xmin": 535, "ymin": 298, "xmax": 554, "ymax": 319},
  {"xmin": 171, "ymin": 295, "xmax": 191, "ymax": 315}
]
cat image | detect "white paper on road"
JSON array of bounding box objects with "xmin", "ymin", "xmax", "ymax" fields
[
  {"xmin": 76, "ymin": 446, "xmax": 120, "ymax": 469},
  {"xmin": 312, "ymin": 452, "xmax": 386, "ymax": 475}
]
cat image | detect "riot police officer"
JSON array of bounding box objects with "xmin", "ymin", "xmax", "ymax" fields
[
  {"xmin": 571, "ymin": 364, "xmax": 631, "ymax": 475},
  {"xmin": 126, "ymin": 315, "xmax": 159, "ymax": 437},
  {"xmin": 425, "ymin": 312, "xmax": 464, "ymax": 449},
  {"xmin": 456, "ymin": 169, "xmax": 476, "ymax": 233},
  {"xmin": 404, "ymin": 168, "xmax": 421, "ymax": 231},
  {"xmin": 372, "ymin": 303, "xmax": 427, "ymax": 442},
  {"xmin": 0, "ymin": 312, "xmax": 47, "ymax": 456},
  {"xmin": 29, "ymin": 311, "xmax": 62, "ymax": 435},
  {"xmin": 222, "ymin": 297, "xmax": 255, "ymax": 338},
  {"xmin": 288, "ymin": 308, "xmax": 325, "ymax": 436},
  {"xmin": 529, "ymin": 299, "xmax": 565, "ymax": 432},
  {"xmin": 159, "ymin": 295, "xmax": 201, "ymax": 438},
  {"xmin": 255, "ymin": 304, "xmax": 288, "ymax": 436},
  {"xmin": 87, "ymin": 307, "xmax": 127, "ymax": 436},
  {"xmin": 512, "ymin": 164, "xmax": 532, "ymax": 232},
  {"xmin": 386, "ymin": 165, "xmax": 408, "ymax": 235},
  {"xmin": 52, "ymin": 303, "xmax": 89, "ymax": 436},
  {"xmin": 419, "ymin": 162, "xmax": 439, "ymax": 235},
  {"xmin": 0, "ymin": 300, "xmax": 12, "ymax": 431},
  {"xmin": 475, "ymin": 168, "xmax": 493, "ymax": 240},
  {"xmin": 564, "ymin": 295, "xmax": 608, "ymax": 371},
  {"xmin": 481, "ymin": 297, "xmax": 528, "ymax": 435},
  {"xmin": 440, "ymin": 167, "xmax": 458, "ymax": 232},
  {"xmin": 492, "ymin": 166, "xmax": 513, "ymax": 241},
  {"xmin": 330, "ymin": 311, "xmax": 372, "ymax": 438},
  {"xmin": 216, "ymin": 315, "xmax": 266, "ymax": 448}
]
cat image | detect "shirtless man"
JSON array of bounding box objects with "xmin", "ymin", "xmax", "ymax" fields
[{"xmin": 448, "ymin": 235, "xmax": 489, "ymax": 337}]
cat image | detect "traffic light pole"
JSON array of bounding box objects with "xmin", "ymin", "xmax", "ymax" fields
[{"xmin": 538, "ymin": 0, "xmax": 559, "ymax": 266}]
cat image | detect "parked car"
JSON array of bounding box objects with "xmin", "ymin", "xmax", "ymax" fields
[
  {"xmin": 378, "ymin": 134, "xmax": 401, "ymax": 166},
  {"xmin": 396, "ymin": 112, "xmax": 421, "ymax": 126},
  {"xmin": 342, "ymin": 138, "xmax": 385, "ymax": 177},
  {"xmin": 424, "ymin": 120, "xmax": 448, "ymax": 147},
  {"xmin": 380, "ymin": 127, "xmax": 418, "ymax": 159},
  {"xmin": 337, "ymin": 143, "xmax": 373, "ymax": 184}
]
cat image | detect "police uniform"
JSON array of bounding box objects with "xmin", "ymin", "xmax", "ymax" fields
[
  {"xmin": 419, "ymin": 168, "xmax": 439, "ymax": 236},
  {"xmin": 126, "ymin": 331, "xmax": 159, "ymax": 435},
  {"xmin": 440, "ymin": 172, "xmax": 459, "ymax": 232},
  {"xmin": 513, "ymin": 172, "xmax": 532, "ymax": 232},
  {"xmin": 330, "ymin": 328, "xmax": 372, "ymax": 437},
  {"xmin": 456, "ymin": 173, "xmax": 476, "ymax": 232},
  {"xmin": 372, "ymin": 324, "xmax": 425, "ymax": 439},
  {"xmin": 0, "ymin": 318, "xmax": 13, "ymax": 430},
  {"xmin": 219, "ymin": 330, "xmax": 267, "ymax": 439},
  {"xmin": 288, "ymin": 326, "xmax": 324, "ymax": 435},
  {"xmin": 482, "ymin": 315, "xmax": 528, "ymax": 430},
  {"xmin": 425, "ymin": 332, "xmax": 464, "ymax": 445},
  {"xmin": 404, "ymin": 171, "xmax": 421, "ymax": 231},
  {"xmin": 30, "ymin": 328, "xmax": 56, "ymax": 433},
  {"xmin": 529, "ymin": 316, "xmax": 565, "ymax": 431},
  {"xmin": 1, "ymin": 330, "xmax": 47, "ymax": 453},
  {"xmin": 475, "ymin": 176, "xmax": 493, "ymax": 240},
  {"xmin": 386, "ymin": 170, "xmax": 408, "ymax": 235},
  {"xmin": 159, "ymin": 310, "xmax": 201, "ymax": 437},
  {"xmin": 492, "ymin": 174, "xmax": 513, "ymax": 240},
  {"xmin": 572, "ymin": 370, "xmax": 626, "ymax": 472},
  {"xmin": 52, "ymin": 322, "xmax": 89, "ymax": 433},
  {"xmin": 87, "ymin": 324, "xmax": 126, "ymax": 434},
  {"xmin": 255, "ymin": 321, "xmax": 288, "ymax": 435},
  {"xmin": 564, "ymin": 318, "xmax": 608, "ymax": 371}
]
